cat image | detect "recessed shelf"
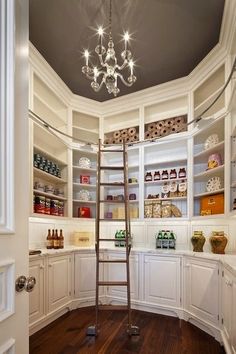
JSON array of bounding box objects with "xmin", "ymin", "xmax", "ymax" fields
[
  {"xmin": 101, "ymin": 200, "xmax": 139, "ymax": 204},
  {"xmin": 144, "ymin": 197, "xmax": 187, "ymax": 201},
  {"xmin": 194, "ymin": 141, "xmax": 224, "ymax": 163},
  {"xmin": 194, "ymin": 85, "xmax": 224, "ymax": 114},
  {"xmin": 31, "ymin": 213, "xmax": 68, "ymax": 219},
  {"xmin": 73, "ymin": 183, "xmax": 96, "ymax": 189},
  {"xmin": 33, "ymin": 189, "xmax": 67, "ymax": 201},
  {"xmin": 73, "ymin": 166, "xmax": 97, "ymax": 173},
  {"xmin": 73, "ymin": 199, "xmax": 96, "ymax": 204},
  {"xmin": 144, "ymin": 159, "xmax": 187, "ymax": 169},
  {"xmin": 72, "ymin": 147, "xmax": 97, "ymax": 156},
  {"xmin": 33, "ymin": 167, "xmax": 67, "ymax": 184},
  {"xmin": 34, "ymin": 92, "xmax": 66, "ymax": 127},
  {"xmin": 34, "ymin": 144, "xmax": 67, "ymax": 166},
  {"xmin": 144, "ymin": 178, "xmax": 187, "ymax": 185},
  {"xmin": 194, "ymin": 164, "xmax": 224, "ymax": 180},
  {"xmin": 194, "ymin": 189, "xmax": 224, "ymax": 198}
]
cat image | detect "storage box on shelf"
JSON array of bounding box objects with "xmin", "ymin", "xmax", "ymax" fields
[
  {"xmin": 193, "ymin": 117, "xmax": 225, "ymax": 217},
  {"xmin": 101, "ymin": 146, "xmax": 140, "ymax": 220},
  {"xmin": 72, "ymin": 111, "xmax": 99, "ymax": 144},
  {"xmin": 144, "ymin": 140, "xmax": 188, "ymax": 219},
  {"xmin": 193, "ymin": 65, "xmax": 225, "ymax": 121},
  {"xmin": 72, "ymin": 147, "xmax": 97, "ymax": 219}
]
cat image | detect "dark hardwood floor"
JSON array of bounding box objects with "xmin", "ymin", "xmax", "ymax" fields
[{"xmin": 29, "ymin": 307, "xmax": 225, "ymax": 354}]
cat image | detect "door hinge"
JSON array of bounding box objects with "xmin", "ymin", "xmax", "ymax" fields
[
  {"xmin": 69, "ymin": 258, "xmax": 71, "ymax": 263},
  {"xmin": 180, "ymin": 297, "xmax": 182, "ymax": 304},
  {"xmin": 217, "ymin": 314, "xmax": 219, "ymax": 321},
  {"xmin": 222, "ymin": 318, "xmax": 224, "ymax": 325},
  {"xmin": 69, "ymin": 291, "xmax": 71, "ymax": 296},
  {"xmin": 222, "ymin": 270, "xmax": 224, "ymax": 277},
  {"xmin": 218, "ymin": 269, "xmax": 219, "ymax": 275}
]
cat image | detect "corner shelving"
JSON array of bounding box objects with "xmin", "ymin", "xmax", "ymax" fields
[{"xmin": 193, "ymin": 116, "xmax": 225, "ymax": 217}]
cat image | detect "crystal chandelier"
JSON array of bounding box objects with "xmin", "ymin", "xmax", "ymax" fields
[{"xmin": 82, "ymin": 0, "xmax": 137, "ymax": 97}]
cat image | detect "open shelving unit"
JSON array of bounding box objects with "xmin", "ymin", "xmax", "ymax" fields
[
  {"xmin": 143, "ymin": 140, "xmax": 188, "ymax": 219},
  {"xmin": 31, "ymin": 73, "xmax": 69, "ymax": 217},
  {"xmin": 193, "ymin": 116, "xmax": 225, "ymax": 217},
  {"xmin": 72, "ymin": 147, "xmax": 97, "ymax": 219}
]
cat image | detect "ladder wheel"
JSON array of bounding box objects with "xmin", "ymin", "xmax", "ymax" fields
[{"xmin": 127, "ymin": 325, "xmax": 140, "ymax": 336}]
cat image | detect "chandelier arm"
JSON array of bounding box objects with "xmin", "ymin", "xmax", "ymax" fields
[
  {"xmin": 95, "ymin": 79, "xmax": 105, "ymax": 92},
  {"xmin": 98, "ymin": 54, "xmax": 107, "ymax": 67},
  {"xmin": 85, "ymin": 74, "xmax": 95, "ymax": 81},
  {"xmin": 116, "ymin": 60, "xmax": 128, "ymax": 71},
  {"xmin": 116, "ymin": 73, "xmax": 133, "ymax": 87}
]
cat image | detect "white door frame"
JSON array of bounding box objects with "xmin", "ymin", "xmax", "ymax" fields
[{"xmin": 0, "ymin": 0, "xmax": 29, "ymax": 353}]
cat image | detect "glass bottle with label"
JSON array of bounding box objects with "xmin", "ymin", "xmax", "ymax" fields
[
  {"xmin": 46, "ymin": 229, "xmax": 53, "ymax": 249},
  {"xmin": 59, "ymin": 229, "xmax": 64, "ymax": 249},
  {"xmin": 53, "ymin": 229, "xmax": 60, "ymax": 249}
]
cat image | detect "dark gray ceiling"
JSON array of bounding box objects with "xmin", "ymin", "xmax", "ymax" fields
[{"xmin": 29, "ymin": 0, "xmax": 225, "ymax": 102}]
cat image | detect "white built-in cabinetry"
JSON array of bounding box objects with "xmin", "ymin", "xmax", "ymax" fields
[
  {"xmin": 29, "ymin": 249, "xmax": 236, "ymax": 353},
  {"xmin": 144, "ymin": 255, "xmax": 181, "ymax": 308},
  {"xmin": 29, "ymin": 253, "xmax": 73, "ymax": 331},
  {"xmin": 184, "ymin": 257, "xmax": 219, "ymax": 326},
  {"xmin": 29, "ymin": 257, "xmax": 45, "ymax": 325},
  {"xmin": 47, "ymin": 254, "xmax": 72, "ymax": 313},
  {"xmin": 222, "ymin": 268, "xmax": 236, "ymax": 354}
]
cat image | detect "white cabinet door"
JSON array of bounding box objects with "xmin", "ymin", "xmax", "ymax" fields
[
  {"xmin": 75, "ymin": 253, "xmax": 103, "ymax": 301},
  {"xmin": 48, "ymin": 254, "xmax": 72, "ymax": 313},
  {"xmin": 232, "ymin": 276, "xmax": 236, "ymax": 354},
  {"xmin": 222, "ymin": 269, "xmax": 233, "ymax": 343},
  {"xmin": 29, "ymin": 257, "xmax": 45, "ymax": 325},
  {"xmin": 106, "ymin": 253, "xmax": 139, "ymax": 300},
  {"xmin": 144, "ymin": 255, "xmax": 181, "ymax": 307},
  {"xmin": 184, "ymin": 257, "xmax": 219, "ymax": 325}
]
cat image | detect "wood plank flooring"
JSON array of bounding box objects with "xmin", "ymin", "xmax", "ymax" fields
[{"xmin": 29, "ymin": 307, "xmax": 225, "ymax": 354}]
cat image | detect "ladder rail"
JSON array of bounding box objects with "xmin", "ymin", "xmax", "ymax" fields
[
  {"xmin": 95, "ymin": 139, "xmax": 101, "ymax": 332},
  {"xmin": 123, "ymin": 140, "xmax": 132, "ymax": 331}
]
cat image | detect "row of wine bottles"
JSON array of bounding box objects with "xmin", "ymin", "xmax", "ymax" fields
[{"xmin": 46, "ymin": 229, "xmax": 64, "ymax": 249}]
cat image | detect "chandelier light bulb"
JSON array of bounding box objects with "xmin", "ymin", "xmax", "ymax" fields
[
  {"xmin": 98, "ymin": 26, "xmax": 104, "ymax": 36},
  {"xmin": 84, "ymin": 50, "xmax": 89, "ymax": 66},
  {"xmin": 124, "ymin": 32, "xmax": 130, "ymax": 42}
]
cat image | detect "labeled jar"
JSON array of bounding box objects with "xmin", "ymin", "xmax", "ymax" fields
[
  {"xmin": 154, "ymin": 171, "xmax": 161, "ymax": 181},
  {"xmin": 169, "ymin": 169, "xmax": 177, "ymax": 179},
  {"xmin": 178, "ymin": 168, "xmax": 186, "ymax": 178},
  {"xmin": 34, "ymin": 196, "xmax": 45, "ymax": 214},
  {"xmin": 161, "ymin": 170, "xmax": 169, "ymax": 180},
  {"xmin": 145, "ymin": 172, "xmax": 152, "ymax": 182}
]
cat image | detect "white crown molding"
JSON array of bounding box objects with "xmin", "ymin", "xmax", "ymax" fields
[
  {"xmin": 99, "ymin": 76, "xmax": 190, "ymax": 117},
  {"xmin": 219, "ymin": 0, "xmax": 236, "ymax": 53}
]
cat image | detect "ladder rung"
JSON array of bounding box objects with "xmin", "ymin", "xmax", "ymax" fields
[
  {"xmin": 100, "ymin": 182, "xmax": 124, "ymax": 186},
  {"xmin": 100, "ymin": 149, "xmax": 124, "ymax": 153},
  {"xmin": 100, "ymin": 166, "xmax": 124, "ymax": 170},
  {"xmin": 98, "ymin": 305, "xmax": 128, "ymax": 311},
  {"xmin": 98, "ymin": 281, "xmax": 128, "ymax": 286},
  {"xmin": 99, "ymin": 259, "xmax": 127, "ymax": 263},
  {"xmin": 100, "ymin": 200, "xmax": 125, "ymax": 204}
]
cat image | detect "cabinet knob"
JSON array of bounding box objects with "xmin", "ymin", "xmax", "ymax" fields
[
  {"xmin": 40, "ymin": 265, "xmax": 44, "ymax": 270},
  {"xmin": 185, "ymin": 264, "xmax": 190, "ymax": 268},
  {"xmin": 48, "ymin": 264, "xmax": 52, "ymax": 268}
]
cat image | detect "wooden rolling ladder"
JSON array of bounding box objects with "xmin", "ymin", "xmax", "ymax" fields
[{"xmin": 87, "ymin": 139, "xmax": 139, "ymax": 337}]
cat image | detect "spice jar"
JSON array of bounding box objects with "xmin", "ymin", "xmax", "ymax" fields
[
  {"xmin": 145, "ymin": 172, "xmax": 152, "ymax": 182},
  {"xmin": 178, "ymin": 168, "xmax": 186, "ymax": 178},
  {"xmin": 154, "ymin": 171, "xmax": 161, "ymax": 181},
  {"xmin": 161, "ymin": 170, "xmax": 169, "ymax": 180},
  {"xmin": 170, "ymin": 169, "xmax": 177, "ymax": 179}
]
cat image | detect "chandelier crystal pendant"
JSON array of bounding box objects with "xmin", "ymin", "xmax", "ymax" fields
[{"xmin": 82, "ymin": 0, "xmax": 137, "ymax": 97}]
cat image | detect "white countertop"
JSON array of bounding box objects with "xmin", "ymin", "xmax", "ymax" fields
[{"xmin": 29, "ymin": 245, "xmax": 236, "ymax": 276}]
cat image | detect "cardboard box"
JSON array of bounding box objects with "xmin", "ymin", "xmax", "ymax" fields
[
  {"xmin": 112, "ymin": 207, "xmax": 125, "ymax": 219},
  {"xmin": 73, "ymin": 232, "xmax": 92, "ymax": 246},
  {"xmin": 200, "ymin": 193, "xmax": 224, "ymax": 215}
]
